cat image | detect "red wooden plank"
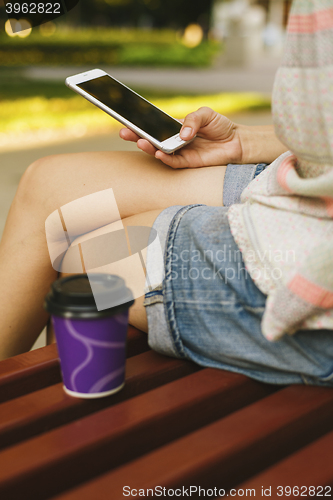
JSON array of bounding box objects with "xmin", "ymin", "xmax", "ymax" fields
[
  {"xmin": 0, "ymin": 369, "xmax": 274, "ymax": 499},
  {"xmin": 0, "ymin": 350, "xmax": 199, "ymax": 450},
  {"xmin": 126, "ymin": 326, "xmax": 149, "ymax": 358},
  {"xmin": 0, "ymin": 326, "xmax": 149, "ymax": 403},
  {"xmin": 50, "ymin": 385, "xmax": 333, "ymax": 500},
  {"xmin": 0, "ymin": 344, "xmax": 60, "ymax": 404},
  {"xmin": 233, "ymin": 429, "xmax": 333, "ymax": 498}
]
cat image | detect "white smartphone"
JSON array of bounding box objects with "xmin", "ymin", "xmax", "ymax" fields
[{"xmin": 65, "ymin": 68, "xmax": 194, "ymax": 154}]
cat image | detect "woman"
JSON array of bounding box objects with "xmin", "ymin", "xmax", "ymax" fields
[
  {"xmin": 0, "ymin": 110, "xmax": 283, "ymax": 355},
  {"xmin": 1, "ymin": 0, "xmax": 332, "ymax": 386}
]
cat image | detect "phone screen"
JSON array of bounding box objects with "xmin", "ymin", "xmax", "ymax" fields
[{"xmin": 77, "ymin": 75, "xmax": 181, "ymax": 142}]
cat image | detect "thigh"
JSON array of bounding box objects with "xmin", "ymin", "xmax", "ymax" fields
[{"xmin": 23, "ymin": 150, "xmax": 226, "ymax": 226}]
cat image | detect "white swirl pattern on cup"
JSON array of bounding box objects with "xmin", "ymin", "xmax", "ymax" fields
[
  {"xmin": 65, "ymin": 319, "xmax": 125, "ymax": 393},
  {"xmin": 88, "ymin": 367, "xmax": 125, "ymax": 393}
]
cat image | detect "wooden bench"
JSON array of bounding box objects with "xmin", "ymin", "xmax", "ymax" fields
[{"xmin": 0, "ymin": 326, "xmax": 332, "ymax": 499}]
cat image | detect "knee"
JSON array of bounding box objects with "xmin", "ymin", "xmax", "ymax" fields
[{"xmin": 16, "ymin": 154, "xmax": 66, "ymax": 211}]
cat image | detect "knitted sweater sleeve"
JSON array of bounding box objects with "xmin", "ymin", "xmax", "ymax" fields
[
  {"xmin": 261, "ymin": 155, "xmax": 333, "ymax": 341},
  {"xmin": 229, "ymin": 153, "xmax": 333, "ymax": 342}
]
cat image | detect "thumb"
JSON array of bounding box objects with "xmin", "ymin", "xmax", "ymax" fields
[{"xmin": 179, "ymin": 107, "xmax": 216, "ymax": 141}]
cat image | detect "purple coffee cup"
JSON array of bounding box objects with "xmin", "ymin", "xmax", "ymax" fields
[{"xmin": 44, "ymin": 274, "xmax": 134, "ymax": 398}]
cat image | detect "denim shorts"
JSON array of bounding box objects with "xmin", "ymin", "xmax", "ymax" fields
[{"xmin": 143, "ymin": 164, "xmax": 333, "ymax": 387}]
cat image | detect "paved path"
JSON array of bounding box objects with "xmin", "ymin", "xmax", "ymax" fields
[{"xmin": 24, "ymin": 55, "xmax": 281, "ymax": 94}]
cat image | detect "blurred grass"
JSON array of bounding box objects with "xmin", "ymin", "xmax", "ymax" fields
[
  {"xmin": 0, "ymin": 71, "xmax": 271, "ymax": 140},
  {"xmin": 0, "ymin": 94, "xmax": 271, "ymax": 136},
  {"xmin": 0, "ymin": 94, "xmax": 271, "ymax": 134},
  {"xmin": 0, "ymin": 28, "xmax": 221, "ymax": 67}
]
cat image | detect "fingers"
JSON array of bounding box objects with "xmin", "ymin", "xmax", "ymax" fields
[
  {"xmin": 179, "ymin": 107, "xmax": 216, "ymax": 141},
  {"xmin": 119, "ymin": 128, "xmax": 140, "ymax": 142},
  {"xmin": 119, "ymin": 127, "xmax": 189, "ymax": 167},
  {"xmin": 155, "ymin": 150, "xmax": 189, "ymax": 169},
  {"xmin": 134, "ymin": 138, "xmax": 187, "ymax": 167},
  {"xmin": 137, "ymin": 139, "xmax": 158, "ymax": 156},
  {"xmin": 119, "ymin": 128, "xmax": 157, "ymax": 156}
]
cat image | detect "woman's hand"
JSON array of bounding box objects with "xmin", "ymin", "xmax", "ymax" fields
[
  {"xmin": 119, "ymin": 107, "xmax": 242, "ymax": 169},
  {"xmin": 119, "ymin": 107, "xmax": 288, "ymax": 169}
]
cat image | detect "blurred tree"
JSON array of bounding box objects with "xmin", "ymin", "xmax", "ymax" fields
[{"xmin": 75, "ymin": 0, "xmax": 213, "ymax": 31}]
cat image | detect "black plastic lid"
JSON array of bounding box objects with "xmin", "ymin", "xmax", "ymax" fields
[{"xmin": 44, "ymin": 274, "xmax": 134, "ymax": 319}]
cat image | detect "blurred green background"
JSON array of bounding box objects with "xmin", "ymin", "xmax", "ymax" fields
[
  {"xmin": 0, "ymin": 0, "xmax": 272, "ymax": 147},
  {"xmin": 0, "ymin": 28, "xmax": 220, "ymax": 67},
  {"xmin": 1, "ymin": 0, "xmax": 220, "ymax": 67}
]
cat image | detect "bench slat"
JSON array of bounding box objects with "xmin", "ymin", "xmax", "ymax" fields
[
  {"xmin": 125, "ymin": 326, "xmax": 149, "ymax": 358},
  {"xmin": 0, "ymin": 326, "xmax": 149, "ymax": 403},
  {"xmin": 0, "ymin": 344, "xmax": 60, "ymax": 404},
  {"xmin": 0, "ymin": 350, "xmax": 199, "ymax": 450},
  {"xmin": 233, "ymin": 428, "xmax": 333, "ymax": 496},
  {"xmin": 50, "ymin": 385, "xmax": 333, "ymax": 500},
  {"xmin": 0, "ymin": 369, "xmax": 274, "ymax": 500}
]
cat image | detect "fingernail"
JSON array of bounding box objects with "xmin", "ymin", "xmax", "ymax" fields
[{"xmin": 180, "ymin": 127, "xmax": 192, "ymax": 139}]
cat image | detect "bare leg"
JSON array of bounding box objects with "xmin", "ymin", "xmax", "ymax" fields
[{"xmin": 0, "ymin": 150, "xmax": 226, "ymax": 359}]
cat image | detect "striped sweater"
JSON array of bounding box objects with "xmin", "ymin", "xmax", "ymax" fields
[{"xmin": 228, "ymin": 0, "xmax": 333, "ymax": 341}]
